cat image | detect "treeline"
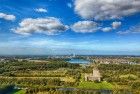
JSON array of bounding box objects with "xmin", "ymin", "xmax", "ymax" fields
[
  {"xmin": 0, "ymin": 77, "xmax": 75, "ymax": 87},
  {"xmin": 98, "ymin": 64, "xmax": 140, "ymax": 90},
  {"xmin": 25, "ymin": 88, "xmax": 112, "ymax": 94},
  {"xmin": 0, "ymin": 59, "xmax": 80, "ymax": 74},
  {"xmin": 22, "ymin": 87, "xmax": 136, "ymax": 94},
  {"xmin": 129, "ymin": 58, "xmax": 140, "ymax": 63}
]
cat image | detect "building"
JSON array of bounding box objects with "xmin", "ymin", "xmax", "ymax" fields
[{"xmin": 85, "ymin": 68, "xmax": 101, "ymax": 82}]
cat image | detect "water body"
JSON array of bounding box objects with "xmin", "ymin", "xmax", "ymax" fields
[
  {"xmin": 0, "ymin": 85, "xmax": 18, "ymax": 94},
  {"xmin": 67, "ymin": 59, "xmax": 90, "ymax": 64}
]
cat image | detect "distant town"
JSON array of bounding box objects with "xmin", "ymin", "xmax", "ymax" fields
[{"xmin": 0, "ymin": 55, "xmax": 139, "ymax": 65}]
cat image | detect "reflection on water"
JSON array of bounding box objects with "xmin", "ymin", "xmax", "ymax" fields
[{"xmin": 67, "ymin": 59, "xmax": 90, "ymax": 64}]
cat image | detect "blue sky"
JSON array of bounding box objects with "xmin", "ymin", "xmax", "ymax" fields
[{"xmin": 0, "ymin": 0, "xmax": 140, "ymax": 55}]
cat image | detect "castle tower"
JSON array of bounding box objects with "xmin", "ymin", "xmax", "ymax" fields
[{"xmin": 92, "ymin": 68, "xmax": 101, "ymax": 82}]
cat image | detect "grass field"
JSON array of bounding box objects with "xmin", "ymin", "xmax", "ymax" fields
[
  {"xmin": 13, "ymin": 90, "xmax": 26, "ymax": 94},
  {"xmin": 78, "ymin": 81, "xmax": 113, "ymax": 90},
  {"xmin": 78, "ymin": 73, "xmax": 113, "ymax": 90}
]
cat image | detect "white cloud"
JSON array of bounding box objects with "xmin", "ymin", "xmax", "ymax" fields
[
  {"xmin": 71, "ymin": 21, "xmax": 100, "ymax": 33},
  {"xmin": 35, "ymin": 8, "xmax": 47, "ymax": 13},
  {"xmin": 102, "ymin": 21, "xmax": 121, "ymax": 32},
  {"xmin": 74, "ymin": 0, "xmax": 140, "ymax": 20},
  {"xmin": 117, "ymin": 24, "xmax": 140, "ymax": 34},
  {"xmin": 67, "ymin": 3, "xmax": 72, "ymax": 8},
  {"xmin": 13, "ymin": 17, "xmax": 68, "ymax": 35},
  {"xmin": 102, "ymin": 27, "xmax": 112, "ymax": 32},
  {"xmin": 0, "ymin": 12, "xmax": 15, "ymax": 21},
  {"xmin": 117, "ymin": 31, "xmax": 130, "ymax": 35},
  {"xmin": 112, "ymin": 21, "xmax": 122, "ymax": 29}
]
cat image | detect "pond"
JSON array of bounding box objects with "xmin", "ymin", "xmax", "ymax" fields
[
  {"xmin": 67, "ymin": 58, "xmax": 90, "ymax": 64},
  {"xmin": 0, "ymin": 85, "xmax": 15, "ymax": 94}
]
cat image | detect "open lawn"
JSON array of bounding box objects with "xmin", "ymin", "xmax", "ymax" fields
[
  {"xmin": 13, "ymin": 90, "xmax": 26, "ymax": 94},
  {"xmin": 78, "ymin": 81, "xmax": 113, "ymax": 90}
]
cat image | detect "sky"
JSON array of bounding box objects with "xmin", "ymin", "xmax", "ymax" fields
[{"xmin": 0, "ymin": 0, "xmax": 140, "ymax": 55}]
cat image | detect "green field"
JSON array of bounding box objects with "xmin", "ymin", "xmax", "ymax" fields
[
  {"xmin": 13, "ymin": 90, "xmax": 26, "ymax": 94},
  {"xmin": 78, "ymin": 81, "xmax": 113, "ymax": 89}
]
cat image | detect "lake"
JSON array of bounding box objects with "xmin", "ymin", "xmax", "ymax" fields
[{"xmin": 67, "ymin": 58, "xmax": 90, "ymax": 64}]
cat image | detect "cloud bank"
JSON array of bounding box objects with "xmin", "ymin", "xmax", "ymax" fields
[
  {"xmin": 71, "ymin": 20, "xmax": 122, "ymax": 33},
  {"xmin": 74, "ymin": 0, "xmax": 140, "ymax": 20},
  {"xmin": 13, "ymin": 17, "xmax": 68, "ymax": 35},
  {"xmin": 117, "ymin": 24, "xmax": 140, "ymax": 34},
  {"xmin": 71, "ymin": 21, "xmax": 100, "ymax": 33}
]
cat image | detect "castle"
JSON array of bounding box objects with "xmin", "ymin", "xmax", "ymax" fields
[{"xmin": 85, "ymin": 68, "xmax": 101, "ymax": 82}]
